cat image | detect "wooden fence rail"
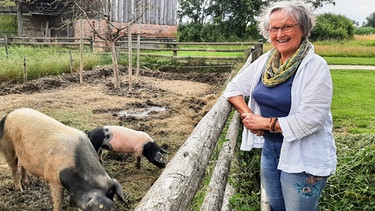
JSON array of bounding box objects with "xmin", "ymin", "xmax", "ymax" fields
[
  {"xmin": 2, "ymin": 36, "xmax": 262, "ymax": 69},
  {"xmin": 201, "ymin": 111, "xmax": 240, "ymax": 210},
  {"xmin": 135, "ymin": 94, "xmax": 232, "ymax": 210},
  {"xmin": 135, "ymin": 46, "xmax": 270, "ymax": 210}
]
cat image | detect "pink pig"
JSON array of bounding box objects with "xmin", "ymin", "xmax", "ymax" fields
[
  {"xmin": 0, "ymin": 108, "xmax": 126, "ymax": 211},
  {"xmin": 86, "ymin": 126, "xmax": 167, "ymax": 168}
]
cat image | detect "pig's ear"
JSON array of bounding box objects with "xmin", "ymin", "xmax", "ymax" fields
[
  {"xmin": 102, "ymin": 141, "xmax": 113, "ymax": 151},
  {"xmin": 112, "ymin": 179, "xmax": 126, "ymax": 203},
  {"xmin": 155, "ymin": 143, "xmax": 167, "ymax": 154},
  {"xmin": 160, "ymin": 147, "xmax": 167, "ymax": 154}
]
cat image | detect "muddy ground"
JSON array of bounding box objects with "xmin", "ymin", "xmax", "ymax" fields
[{"xmin": 0, "ymin": 66, "xmax": 230, "ymax": 210}]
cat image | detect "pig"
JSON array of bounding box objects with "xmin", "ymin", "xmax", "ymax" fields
[
  {"xmin": 86, "ymin": 126, "xmax": 167, "ymax": 169},
  {"xmin": 0, "ymin": 108, "xmax": 126, "ymax": 211}
]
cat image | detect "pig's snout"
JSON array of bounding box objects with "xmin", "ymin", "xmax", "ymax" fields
[
  {"xmin": 85, "ymin": 192, "xmax": 115, "ymax": 211},
  {"xmin": 143, "ymin": 142, "xmax": 168, "ymax": 168},
  {"xmin": 152, "ymin": 151, "xmax": 167, "ymax": 168}
]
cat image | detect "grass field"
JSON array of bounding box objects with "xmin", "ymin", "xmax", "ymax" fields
[
  {"xmin": 264, "ymin": 34, "xmax": 375, "ymax": 64},
  {"xmin": 1, "ymin": 35, "xmax": 374, "ymax": 82},
  {"xmin": 331, "ymin": 70, "xmax": 375, "ymax": 134}
]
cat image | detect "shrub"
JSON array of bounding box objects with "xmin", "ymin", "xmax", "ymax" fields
[
  {"xmin": 177, "ymin": 22, "xmax": 257, "ymax": 42},
  {"xmin": 355, "ymin": 27, "xmax": 375, "ymax": 35},
  {"xmin": 310, "ymin": 13, "xmax": 355, "ymax": 41},
  {"xmin": 178, "ymin": 23, "xmax": 204, "ymax": 42},
  {"xmin": 0, "ymin": 15, "xmax": 17, "ymax": 35}
]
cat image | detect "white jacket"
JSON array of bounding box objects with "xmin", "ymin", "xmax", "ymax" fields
[{"xmin": 224, "ymin": 45, "xmax": 337, "ymax": 176}]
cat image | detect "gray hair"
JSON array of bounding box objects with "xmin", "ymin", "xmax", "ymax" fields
[{"xmin": 258, "ymin": 1, "xmax": 315, "ymax": 40}]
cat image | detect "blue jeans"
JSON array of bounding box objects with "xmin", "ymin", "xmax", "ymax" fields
[{"xmin": 261, "ymin": 140, "xmax": 328, "ymax": 211}]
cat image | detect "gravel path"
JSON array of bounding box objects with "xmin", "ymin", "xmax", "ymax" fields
[{"xmin": 329, "ymin": 65, "xmax": 375, "ymax": 70}]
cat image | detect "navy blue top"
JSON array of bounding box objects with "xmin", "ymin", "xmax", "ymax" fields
[{"xmin": 252, "ymin": 74, "xmax": 295, "ymax": 142}]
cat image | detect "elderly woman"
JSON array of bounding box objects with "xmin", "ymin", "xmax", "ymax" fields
[{"xmin": 224, "ymin": 1, "xmax": 337, "ymax": 210}]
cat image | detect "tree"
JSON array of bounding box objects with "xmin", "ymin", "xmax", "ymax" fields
[
  {"xmin": 177, "ymin": 0, "xmax": 207, "ymax": 24},
  {"xmin": 0, "ymin": 0, "xmax": 16, "ymax": 7},
  {"xmin": 365, "ymin": 12, "xmax": 375, "ymax": 27},
  {"xmin": 304, "ymin": 0, "xmax": 335, "ymax": 8},
  {"xmin": 310, "ymin": 13, "xmax": 354, "ymax": 41},
  {"xmin": 74, "ymin": 0, "xmax": 144, "ymax": 91},
  {"xmin": 177, "ymin": 0, "xmax": 264, "ymax": 41},
  {"xmin": 205, "ymin": 0, "xmax": 263, "ymax": 40},
  {"xmin": 178, "ymin": 0, "xmax": 336, "ymax": 42}
]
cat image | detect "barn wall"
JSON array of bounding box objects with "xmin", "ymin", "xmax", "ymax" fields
[
  {"xmin": 20, "ymin": 16, "xmax": 47, "ymax": 37},
  {"xmin": 110, "ymin": 0, "xmax": 178, "ymax": 25},
  {"xmin": 74, "ymin": 19, "xmax": 177, "ymax": 39},
  {"xmin": 2, "ymin": 0, "xmax": 178, "ymax": 37},
  {"xmin": 21, "ymin": 15, "xmax": 73, "ymax": 37}
]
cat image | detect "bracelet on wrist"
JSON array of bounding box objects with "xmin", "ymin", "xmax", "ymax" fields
[{"xmin": 270, "ymin": 117, "xmax": 278, "ymax": 133}]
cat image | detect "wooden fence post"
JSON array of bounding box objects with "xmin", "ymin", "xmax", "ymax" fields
[
  {"xmin": 136, "ymin": 31, "xmax": 140, "ymax": 83},
  {"xmin": 172, "ymin": 43, "xmax": 177, "ymax": 57},
  {"xmin": 79, "ymin": 19, "xmax": 84, "ymax": 84},
  {"xmin": 23, "ymin": 55, "xmax": 27, "ymax": 83},
  {"xmin": 136, "ymin": 0, "xmax": 141, "ymax": 83},
  {"xmin": 69, "ymin": 50, "xmax": 74, "ymax": 73},
  {"xmin": 128, "ymin": 23, "xmax": 133, "ymax": 92},
  {"xmin": 90, "ymin": 36, "xmax": 94, "ymax": 52},
  {"xmin": 172, "ymin": 43, "xmax": 177, "ymax": 63},
  {"xmin": 5, "ymin": 35, "xmax": 9, "ymax": 59}
]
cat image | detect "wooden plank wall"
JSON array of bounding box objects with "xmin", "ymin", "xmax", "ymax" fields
[{"xmin": 110, "ymin": 0, "xmax": 177, "ymax": 25}]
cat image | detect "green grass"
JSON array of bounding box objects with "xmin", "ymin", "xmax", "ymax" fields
[
  {"xmin": 324, "ymin": 57, "xmax": 375, "ymax": 65},
  {"xmin": 1, "ymin": 35, "xmax": 374, "ymax": 82},
  {"xmin": 331, "ymin": 70, "xmax": 375, "ymax": 134},
  {"xmin": 0, "ymin": 46, "xmax": 101, "ymax": 82},
  {"xmin": 320, "ymin": 134, "xmax": 375, "ymax": 210}
]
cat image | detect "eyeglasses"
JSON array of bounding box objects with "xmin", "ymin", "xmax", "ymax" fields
[{"xmin": 268, "ymin": 23, "xmax": 299, "ymax": 34}]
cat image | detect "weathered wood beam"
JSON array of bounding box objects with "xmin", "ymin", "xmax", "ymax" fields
[
  {"xmin": 201, "ymin": 111, "xmax": 240, "ymax": 210},
  {"xmin": 135, "ymin": 95, "xmax": 232, "ymax": 210}
]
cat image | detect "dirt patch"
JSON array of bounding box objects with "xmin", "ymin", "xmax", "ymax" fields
[{"xmin": 0, "ymin": 66, "xmax": 230, "ymax": 210}]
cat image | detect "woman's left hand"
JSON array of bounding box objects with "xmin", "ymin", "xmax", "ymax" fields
[{"xmin": 241, "ymin": 113, "xmax": 267, "ymax": 136}]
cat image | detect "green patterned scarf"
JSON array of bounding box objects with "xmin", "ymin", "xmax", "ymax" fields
[{"xmin": 262, "ymin": 39, "xmax": 311, "ymax": 87}]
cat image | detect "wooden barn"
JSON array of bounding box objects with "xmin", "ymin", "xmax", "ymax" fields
[{"xmin": 0, "ymin": 0, "xmax": 178, "ymax": 38}]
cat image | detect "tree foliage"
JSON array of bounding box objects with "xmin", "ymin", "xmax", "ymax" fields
[
  {"xmin": 178, "ymin": 0, "xmax": 336, "ymax": 42},
  {"xmin": 0, "ymin": 0, "xmax": 16, "ymax": 7},
  {"xmin": 178, "ymin": 0, "xmax": 263, "ymax": 41},
  {"xmin": 310, "ymin": 13, "xmax": 354, "ymax": 41},
  {"xmin": 365, "ymin": 12, "xmax": 375, "ymax": 27},
  {"xmin": 0, "ymin": 15, "xmax": 16, "ymax": 32}
]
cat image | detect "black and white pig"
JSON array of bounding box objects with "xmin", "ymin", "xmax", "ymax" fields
[
  {"xmin": 0, "ymin": 108, "xmax": 126, "ymax": 211},
  {"xmin": 86, "ymin": 126, "xmax": 167, "ymax": 169}
]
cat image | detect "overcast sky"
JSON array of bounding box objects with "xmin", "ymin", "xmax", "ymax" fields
[{"xmin": 316, "ymin": 0, "xmax": 375, "ymax": 25}]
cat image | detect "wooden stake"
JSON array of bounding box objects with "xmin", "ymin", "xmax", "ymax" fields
[
  {"xmin": 128, "ymin": 23, "xmax": 133, "ymax": 92},
  {"xmin": 69, "ymin": 50, "xmax": 74, "ymax": 73},
  {"xmin": 79, "ymin": 19, "xmax": 84, "ymax": 84},
  {"xmin": 23, "ymin": 55, "xmax": 27, "ymax": 83}
]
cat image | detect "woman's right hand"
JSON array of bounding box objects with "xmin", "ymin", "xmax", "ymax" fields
[{"xmin": 241, "ymin": 113, "xmax": 265, "ymax": 136}]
